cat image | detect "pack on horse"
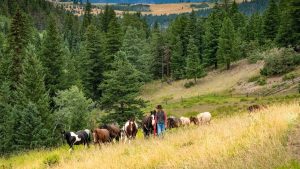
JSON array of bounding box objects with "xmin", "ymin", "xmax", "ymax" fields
[
  {"xmin": 142, "ymin": 110, "xmax": 156, "ymax": 138},
  {"xmin": 61, "ymin": 129, "xmax": 91, "ymax": 152},
  {"xmin": 121, "ymin": 118, "xmax": 138, "ymax": 144}
]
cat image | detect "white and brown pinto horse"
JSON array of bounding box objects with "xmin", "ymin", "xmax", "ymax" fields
[
  {"xmin": 121, "ymin": 119, "xmax": 138, "ymax": 144},
  {"xmin": 62, "ymin": 129, "xmax": 91, "ymax": 152}
]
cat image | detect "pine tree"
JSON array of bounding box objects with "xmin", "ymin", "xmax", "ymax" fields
[
  {"xmin": 150, "ymin": 26, "xmax": 164, "ymax": 79},
  {"xmin": 40, "ymin": 15, "xmax": 65, "ymax": 97},
  {"xmin": 99, "ymin": 52, "xmax": 145, "ymax": 125},
  {"xmin": 171, "ymin": 36, "xmax": 185, "ymax": 80},
  {"xmin": 81, "ymin": 1, "xmax": 92, "ymax": 36},
  {"xmin": 263, "ymin": 0, "xmax": 279, "ymax": 41},
  {"xmin": 14, "ymin": 103, "xmax": 45, "ymax": 150},
  {"xmin": 230, "ymin": 1, "xmax": 246, "ymax": 30},
  {"xmin": 17, "ymin": 46, "xmax": 50, "ymax": 124},
  {"xmin": 217, "ymin": 18, "xmax": 236, "ymax": 70},
  {"xmin": 100, "ymin": 5, "xmax": 116, "ymax": 33},
  {"xmin": 245, "ymin": 13, "xmax": 263, "ymax": 44},
  {"xmin": 185, "ymin": 37, "xmax": 205, "ymax": 82},
  {"xmin": 203, "ymin": 7, "xmax": 224, "ymax": 69},
  {"xmin": 105, "ymin": 18, "xmax": 122, "ymax": 67},
  {"xmin": 276, "ymin": 0, "xmax": 300, "ymax": 47},
  {"xmin": 80, "ymin": 24, "xmax": 104, "ymax": 100},
  {"xmin": 0, "ymin": 82, "xmax": 14, "ymax": 154},
  {"xmin": 7, "ymin": 10, "xmax": 32, "ymax": 90},
  {"xmin": 121, "ymin": 26, "xmax": 151, "ymax": 81}
]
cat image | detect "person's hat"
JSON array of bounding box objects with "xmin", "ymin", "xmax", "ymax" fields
[{"xmin": 156, "ymin": 105, "xmax": 163, "ymax": 109}]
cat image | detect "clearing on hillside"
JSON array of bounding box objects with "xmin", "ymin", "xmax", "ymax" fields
[{"xmin": 1, "ymin": 103, "xmax": 299, "ymax": 169}]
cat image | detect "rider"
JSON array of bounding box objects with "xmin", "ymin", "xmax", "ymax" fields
[{"xmin": 155, "ymin": 105, "xmax": 167, "ymax": 137}]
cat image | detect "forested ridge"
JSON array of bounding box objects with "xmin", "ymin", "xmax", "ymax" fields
[{"xmin": 0, "ymin": 0, "xmax": 299, "ymax": 155}]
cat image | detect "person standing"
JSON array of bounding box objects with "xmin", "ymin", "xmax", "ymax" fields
[{"xmin": 155, "ymin": 105, "xmax": 167, "ymax": 137}]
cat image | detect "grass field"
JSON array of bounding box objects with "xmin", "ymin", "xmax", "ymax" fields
[{"xmin": 1, "ymin": 103, "xmax": 299, "ymax": 169}]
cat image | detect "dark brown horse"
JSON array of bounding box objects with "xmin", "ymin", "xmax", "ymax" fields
[
  {"xmin": 99, "ymin": 124, "xmax": 121, "ymax": 142},
  {"xmin": 92, "ymin": 128, "xmax": 110, "ymax": 148},
  {"xmin": 167, "ymin": 116, "xmax": 181, "ymax": 129},
  {"xmin": 190, "ymin": 116, "xmax": 199, "ymax": 125},
  {"xmin": 142, "ymin": 110, "xmax": 156, "ymax": 138},
  {"xmin": 121, "ymin": 119, "xmax": 138, "ymax": 144}
]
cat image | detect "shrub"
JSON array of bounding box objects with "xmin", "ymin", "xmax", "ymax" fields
[
  {"xmin": 260, "ymin": 48, "xmax": 300, "ymax": 76},
  {"xmin": 248, "ymin": 50, "xmax": 264, "ymax": 64},
  {"xmin": 184, "ymin": 81, "xmax": 195, "ymax": 88},
  {"xmin": 282, "ymin": 73, "xmax": 296, "ymax": 82},
  {"xmin": 43, "ymin": 154, "xmax": 60, "ymax": 167},
  {"xmin": 256, "ymin": 76, "xmax": 267, "ymax": 86},
  {"xmin": 248, "ymin": 75, "xmax": 261, "ymax": 82}
]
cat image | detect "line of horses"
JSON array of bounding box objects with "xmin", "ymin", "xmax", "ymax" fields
[{"xmin": 61, "ymin": 111, "xmax": 212, "ymax": 152}]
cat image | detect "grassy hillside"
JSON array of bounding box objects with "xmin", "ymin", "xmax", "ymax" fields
[
  {"xmin": 1, "ymin": 103, "xmax": 299, "ymax": 169},
  {"xmin": 141, "ymin": 60, "xmax": 299, "ymax": 117}
]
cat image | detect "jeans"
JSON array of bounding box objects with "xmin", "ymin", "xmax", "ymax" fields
[{"xmin": 157, "ymin": 123, "xmax": 165, "ymax": 136}]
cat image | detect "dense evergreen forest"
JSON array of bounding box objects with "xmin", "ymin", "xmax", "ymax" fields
[{"xmin": 0, "ymin": 0, "xmax": 299, "ymax": 155}]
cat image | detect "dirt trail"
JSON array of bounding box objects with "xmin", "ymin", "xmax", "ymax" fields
[{"xmin": 288, "ymin": 123, "xmax": 300, "ymax": 161}]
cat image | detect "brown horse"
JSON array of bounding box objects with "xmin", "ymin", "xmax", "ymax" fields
[
  {"xmin": 92, "ymin": 128, "xmax": 110, "ymax": 148},
  {"xmin": 190, "ymin": 116, "xmax": 199, "ymax": 125},
  {"xmin": 121, "ymin": 119, "xmax": 138, "ymax": 144},
  {"xmin": 99, "ymin": 124, "xmax": 121, "ymax": 142}
]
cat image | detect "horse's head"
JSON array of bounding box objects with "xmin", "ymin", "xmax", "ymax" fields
[{"xmin": 190, "ymin": 116, "xmax": 199, "ymax": 125}]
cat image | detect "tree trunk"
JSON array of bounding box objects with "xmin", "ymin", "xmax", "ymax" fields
[{"xmin": 226, "ymin": 61, "xmax": 230, "ymax": 70}]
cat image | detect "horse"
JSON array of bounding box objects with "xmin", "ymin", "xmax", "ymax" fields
[
  {"xmin": 142, "ymin": 110, "xmax": 156, "ymax": 138},
  {"xmin": 99, "ymin": 124, "xmax": 121, "ymax": 143},
  {"xmin": 197, "ymin": 112, "xmax": 212, "ymax": 125},
  {"xmin": 121, "ymin": 119, "xmax": 138, "ymax": 144},
  {"xmin": 167, "ymin": 116, "xmax": 181, "ymax": 129},
  {"xmin": 62, "ymin": 129, "xmax": 91, "ymax": 152},
  {"xmin": 190, "ymin": 116, "xmax": 199, "ymax": 125},
  {"xmin": 92, "ymin": 128, "xmax": 110, "ymax": 149},
  {"xmin": 180, "ymin": 117, "xmax": 190, "ymax": 126}
]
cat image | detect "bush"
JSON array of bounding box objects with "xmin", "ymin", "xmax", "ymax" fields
[
  {"xmin": 283, "ymin": 73, "xmax": 296, "ymax": 82},
  {"xmin": 248, "ymin": 50, "xmax": 264, "ymax": 64},
  {"xmin": 256, "ymin": 76, "xmax": 267, "ymax": 86},
  {"xmin": 184, "ymin": 81, "xmax": 195, "ymax": 88},
  {"xmin": 43, "ymin": 154, "xmax": 60, "ymax": 167},
  {"xmin": 248, "ymin": 75, "xmax": 261, "ymax": 82},
  {"xmin": 260, "ymin": 48, "xmax": 300, "ymax": 76}
]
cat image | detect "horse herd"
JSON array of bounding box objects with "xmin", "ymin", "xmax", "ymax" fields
[{"xmin": 61, "ymin": 111, "xmax": 212, "ymax": 152}]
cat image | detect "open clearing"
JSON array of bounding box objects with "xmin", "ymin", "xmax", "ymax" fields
[
  {"xmin": 141, "ymin": 60, "xmax": 264, "ymax": 104},
  {"xmin": 1, "ymin": 103, "xmax": 299, "ymax": 169}
]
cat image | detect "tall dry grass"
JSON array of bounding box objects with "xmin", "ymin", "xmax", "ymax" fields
[{"xmin": 2, "ymin": 103, "xmax": 298, "ymax": 169}]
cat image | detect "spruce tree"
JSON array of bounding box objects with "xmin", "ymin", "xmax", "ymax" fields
[
  {"xmin": 171, "ymin": 36, "xmax": 185, "ymax": 80},
  {"xmin": 7, "ymin": 10, "xmax": 32, "ymax": 90},
  {"xmin": 99, "ymin": 51, "xmax": 145, "ymax": 125},
  {"xmin": 17, "ymin": 46, "xmax": 50, "ymax": 124},
  {"xmin": 121, "ymin": 26, "xmax": 151, "ymax": 81},
  {"xmin": 276, "ymin": 0, "xmax": 300, "ymax": 47},
  {"xmin": 150, "ymin": 26, "xmax": 164, "ymax": 79},
  {"xmin": 0, "ymin": 82, "xmax": 13, "ymax": 154},
  {"xmin": 100, "ymin": 5, "xmax": 116, "ymax": 33},
  {"xmin": 185, "ymin": 37, "xmax": 205, "ymax": 82},
  {"xmin": 203, "ymin": 7, "xmax": 224, "ymax": 69},
  {"xmin": 14, "ymin": 103, "xmax": 45, "ymax": 150},
  {"xmin": 217, "ymin": 18, "xmax": 236, "ymax": 70},
  {"xmin": 105, "ymin": 18, "xmax": 122, "ymax": 67},
  {"xmin": 81, "ymin": 1, "xmax": 92, "ymax": 36},
  {"xmin": 80, "ymin": 24, "xmax": 104, "ymax": 100},
  {"xmin": 40, "ymin": 15, "xmax": 65, "ymax": 97},
  {"xmin": 263, "ymin": 0, "xmax": 279, "ymax": 41}
]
